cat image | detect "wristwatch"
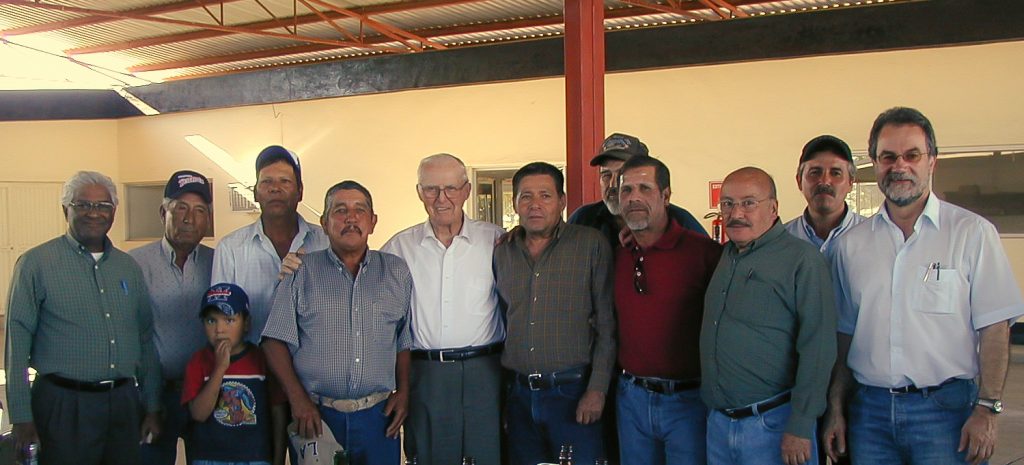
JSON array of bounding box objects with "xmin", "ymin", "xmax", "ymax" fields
[{"xmin": 975, "ymin": 398, "xmax": 1003, "ymax": 414}]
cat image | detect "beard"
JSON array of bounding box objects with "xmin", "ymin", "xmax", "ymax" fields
[
  {"xmin": 604, "ymin": 196, "xmax": 621, "ymax": 215},
  {"xmin": 881, "ymin": 171, "xmax": 926, "ymax": 207},
  {"xmin": 625, "ymin": 216, "xmax": 649, "ymax": 231}
]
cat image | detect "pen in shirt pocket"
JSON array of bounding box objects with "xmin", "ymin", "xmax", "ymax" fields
[{"xmin": 121, "ymin": 279, "xmax": 129, "ymax": 295}]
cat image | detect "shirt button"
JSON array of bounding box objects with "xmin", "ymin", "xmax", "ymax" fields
[
  {"xmin": 355, "ymin": 358, "xmax": 360, "ymax": 363},
  {"xmin": 105, "ymin": 313, "xmax": 111, "ymax": 318},
  {"xmin": 533, "ymin": 297, "xmax": 537, "ymax": 302},
  {"xmin": 99, "ymin": 289, "xmax": 105, "ymax": 294},
  {"xmin": 94, "ymin": 265, "xmax": 99, "ymax": 270},
  {"xmin": 535, "ymin": 272, "xmax": 540, "ymax": 277},
  {"xmin": 529, "ymin": 347, "xmax": 534, "ymax": 352},
  {"xmin": 529, "ymin": 321, "xmax": 535, "ymax": 326},
  {"xmin": 355, "ymin": 331, "xmax": 360, "ymax": 336},
  {"xmin": 110, "ymin": 339, "xmax": 115, "ymax": 344},
  {"xmin": 110, "ymin": 364, "xmax": 115, "ymax": 369}
]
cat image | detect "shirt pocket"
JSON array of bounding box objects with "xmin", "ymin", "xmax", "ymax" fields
[
  {"xmin": 915, "ymin": 265, "xmax": 960, "ymax": 315},
  {"xmin": 371, "ymin": 301, "xmax": 407, "ymax": 340}
]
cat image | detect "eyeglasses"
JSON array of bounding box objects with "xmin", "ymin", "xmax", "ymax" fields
[
  {"xmin": 419, "ymin": 181, "xmax": 468, "ymax": 199},
  {"xmin": 632, "ymin": 245, "xmax": 647, "ymax": 295},
  {"xmin": 718, "ymin": 198, "xmax": 770, "ymax": 214},
  {"xmin": 875, "ymin": 151, "xmax": 926, "ymax": 165},
  {"xmin": 69, "ymin": 200, "xmax": 115, "ymax": 214}
]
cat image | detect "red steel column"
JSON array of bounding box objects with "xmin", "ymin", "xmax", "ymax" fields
[{"xmin": 563, "ymin": 0, "xmax": 605, "ymax": 213}]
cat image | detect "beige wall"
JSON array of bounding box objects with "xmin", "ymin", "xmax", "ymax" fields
[{"xmin": 3, "ymin": 40, "xmax": 1023, "ymax": 289}]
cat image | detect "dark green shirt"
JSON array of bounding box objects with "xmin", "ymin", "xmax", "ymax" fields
[
  {"xmin": 4, "ymin": 234, "xmax": 161, "ymax": 423},
  {"xmin": 494, "ymin": 221, "xmax": 616, "ymax": 394},
  {"xmin": 700, "ymin": 221, "xmax": 836, "ymax": 438}
]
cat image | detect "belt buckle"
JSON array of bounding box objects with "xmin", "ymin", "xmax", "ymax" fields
[
  {"xmin": 438, "ymin": 350, "xmax": 455, "ymax": 363},
  {"xmin": 98, "ymin": 379, "xmax": 115, "ymax": 390},
  {"xmin": 527, "ymin": 373, "xmax": 543, "ymax": 391}
]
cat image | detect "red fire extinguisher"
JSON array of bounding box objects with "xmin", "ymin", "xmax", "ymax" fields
[{"xmin": 704, "ymin": 211, "xmax": 727, "ymax": 244}]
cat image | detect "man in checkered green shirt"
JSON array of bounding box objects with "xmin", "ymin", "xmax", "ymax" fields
[{"xmin": 4, "ymin": 171, "xmax": 162, "ymax": 465}]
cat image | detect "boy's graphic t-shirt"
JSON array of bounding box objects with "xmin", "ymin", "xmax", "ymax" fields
[{"xmin": 182, "ymin": 344, "xmax": 284, "ymax": 462}]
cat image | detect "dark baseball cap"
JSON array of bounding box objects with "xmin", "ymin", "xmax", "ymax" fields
[
  {"xmin": 200, "ymin": 283, "xmax": 250, "ymax": 318},
  {"xmin": 255, "ymin": 145, "xmax": 302, "ymax": 185},
  {"xmin": 165, "ymin": 170, "xmax": 212, "ymax": 204},
  {"xmin": 589, "ymin": 133, "xmax": 650, "ymax": 166},
  {"xmin": 800, "ymin": 135, "xmax": 854, "ymax": 164}
]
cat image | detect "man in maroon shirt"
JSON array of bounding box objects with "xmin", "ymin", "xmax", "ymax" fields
[{"xmin": 614, "ymin": 155, "xmax": 722, "ymax": 465}]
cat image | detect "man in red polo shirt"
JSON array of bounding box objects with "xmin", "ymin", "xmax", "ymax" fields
[{"xmin": 614, "ymin": 155, "xmax": 722, "ymax": 465}]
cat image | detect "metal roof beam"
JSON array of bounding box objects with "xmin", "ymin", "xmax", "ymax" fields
[
  {"xmin": 0, "ymin": 0, "xmax": 380, "ymax": 49},
  {"xmin": 65, "ymin": 0, "xmax": 485, "ymax": 55},
  {"xmin": 0, "ymin": 0, "xmax": 246, "ymax": 35},
  {"xmin": 302, "ymin": 0, "xmax": 447, "ymax": 51}
]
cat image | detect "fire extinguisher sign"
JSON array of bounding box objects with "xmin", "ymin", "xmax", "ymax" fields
[{"xmin": 709, "ymin": 181, "xmax": 723, "ymax": 209}]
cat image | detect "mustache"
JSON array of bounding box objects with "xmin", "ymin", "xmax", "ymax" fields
[
  {"xmin": 883, "ymin": 171, "xmax": 918, "ymax": 186},
  {"xmin": 813, "ymin": 184, "xmax": 836, "ymax": 197},
  {"xmin": 341, "ymin": 225, "xmax": 362, "ymax": 234},
  {"xmin": 726, "ymin": 219, "xmax": 751, "ymax": 228}
]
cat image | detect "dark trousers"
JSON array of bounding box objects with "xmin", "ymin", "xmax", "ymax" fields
[
  {"xmin": 32, "ymin": 375, "xmax": 142, "ymax": 465},
  {"xmin": 140, "ymin": 386, "xmax": 190, "ymax": 465},
  {"xmin": 505, "ymin": 376, "xmax": 605, "ymax": 465},
  {"xmin": 405, "ymin": 354, "xmax": 503, "ymax": 465}
]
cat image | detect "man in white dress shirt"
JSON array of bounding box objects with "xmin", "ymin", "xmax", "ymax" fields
[
  {"xmin": 382, "ymin": 153, "xmax": 505, "ymax": 465},
  {"xmin": 824, "ymin": 107, "xmax": 1024, "ymax": 465}
]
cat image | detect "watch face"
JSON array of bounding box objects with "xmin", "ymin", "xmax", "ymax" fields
[{"xmin": 992, "ymin": 400, "xmax": 1003, "ymax": 413}]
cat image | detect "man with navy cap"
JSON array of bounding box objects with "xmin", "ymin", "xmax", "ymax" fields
[
  {"xmin": 569, "ymin": 133, "xmax": 706, "ymax": 245},
  {"xmin": 130, "ymin": 170, "xmax": 215, "ymax": 465},
  {"xmin": 784, "ymin": 135, "xmax": 865, "ymax": 257},
  {"xmin": 213, "ymin": 146, "xmax": 328, "ymax": 341}
]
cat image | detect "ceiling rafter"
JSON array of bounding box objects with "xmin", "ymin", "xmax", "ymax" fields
[
  {"xmin": 616, "ymin": 0, "xmax": 705, "ymax": 21},
  {"xmin": 303, "ymin": 0, "xmax": 447, "ymax": 51},
  {"xmin": 0, "ymin": 0, "xmax": 248, "ymax": 35},
  {"xmin": 294, "ymin": 0, "xmax": 361, "ymax": 43},
  {"xmin": 0, "ymin": 0, "xmax": 384, "ymax": 49},
  {"xmin": 63, "ymin": 0, "xmax": 488, "ymax": 55},
  {"xmin": 695, "ymin": 0, "xmax": 730, "ymax": 19}
]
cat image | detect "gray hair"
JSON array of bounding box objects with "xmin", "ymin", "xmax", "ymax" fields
[
  {"xmin": 61, "ymin": 171, "xmax": 118, "ymax": 207},
  {"xmin": 322, "ymin": 180, "xmax": 374, "ymax": 219},
  {"xmin": 417, "ymin": 153, "xmax": 468, "ymax": 184},
  {"xmin": 796, "ymin": 158, "xmax": 857, "ymax": 182}
]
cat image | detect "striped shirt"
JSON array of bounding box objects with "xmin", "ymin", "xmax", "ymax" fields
[
  {"xmin": 493, "ymin": 221, "xmax": 616, "ymax": 394},
  {"xmin": 262, "ymin": 248, "xmax": 413, "ymax": 400},
  {"xmin": 130, "ymin": 238, "xmax": 214, "ymax": 380},
  {"xmin": 212, "ymin": 217, "xmax": 329, "ymax": 343},
  {"xmin": 4, "ymin": 234, "xmax": 162, "ymax": 423}
]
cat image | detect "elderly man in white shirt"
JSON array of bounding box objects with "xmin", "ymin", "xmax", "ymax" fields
[
  {"xmin": 381, "ymin": 153, "xmax": 505, "ymax": 465},
  {"xmin": 824, "ymin": 107, "xmax": 1024, "ymax": 465}
]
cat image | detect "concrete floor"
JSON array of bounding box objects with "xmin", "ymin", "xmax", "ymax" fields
[{"xmin": 0, "ymin": 322, "xmax": 1022, "ymax": 464}]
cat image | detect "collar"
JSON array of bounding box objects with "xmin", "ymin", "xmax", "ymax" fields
[
  {"xmin": 63, "ymin": 232, "xmax": 112, "ymax": 259},
  {"xmin": 643, "ymin": 218, "xmax": 685, "ymax": 251},
  {"xmin": 253, "ymin": 216, "xmax": 312, "ymax": 244},
  {"xmin": 327, "ymin": 245, "xmax": 371, "ymax": 270},
  {"xmin": 874, "ymin": 191, "xmax": 941, "ymax": 233},
  {"xmin": 160, "ymin": 237, "xmax": 197, "ymax": 265},
  {"xmin": 728, "ymin": 219, "xmax": 785, "ymax": 255},
  {"xmin": 799, "ymin": 203, "xmax": 858, "ymax": 240},
  {"xmin": 511, "ymin": 219, "xmax": 566, "ymax": 244},
  {"xmin": 418, "ymin": 218, "xmax": 471, "ymax": 247}
]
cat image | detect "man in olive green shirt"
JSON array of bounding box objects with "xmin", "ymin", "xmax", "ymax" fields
[
  {"xmin": 4, "ymin": 171, "xmax": 162, "ymax": 465},
  {"xmin": 700, "ymin": 167, "xmax": 836, "ymax": 465}
]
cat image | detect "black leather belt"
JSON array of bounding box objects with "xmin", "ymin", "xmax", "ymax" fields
[
  {"xmin": 411, "ymin": 343, "xmax": 503, "ymax": 362},
  {"xmin": 45, "ymin": 374, "xmax": 134, "ymax": 393},
  {"xmin": 880, "ymin": 378, "xmax": 959, "ymax": 395},
  {"xmin": 623, "ymin": 372, "xmax": 700, "ymax": 394},
  {"xmin": 514, "ymin": 365, "xmax": 588, "ymax": 391},
  {"xmin": 721, "ymin": 392, "xmax": 791, "ymax": 419}
]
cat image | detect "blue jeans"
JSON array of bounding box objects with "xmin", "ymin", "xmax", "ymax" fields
[
  {"xmin": 707, "ymin": 400, "xmax": 818, "ymax": 465},
  {"xmin": 141, "ymin": 386, "xmax": 190, "ymax": 465},
  {"xmin": 616, "ymin": 375, "xmax": 706, "ymax": 465},
  {"xmin": 319, "ymin": 400, "xmax": 400, "ymax": 465},
  {"xmin": 505, "ymin": 376, "xmax": 605, "ymax": 465},
  {"xmin": 848, "ymin": 379, "xmax": 978, "ymax": 465}
]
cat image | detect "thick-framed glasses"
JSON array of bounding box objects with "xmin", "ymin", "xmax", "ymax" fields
[
  {"xmin": 718, "ymin": 198, "xmax": 770, "ymax": 214},
  {"xmin": 632, "ymin": 245, "xmax": 647, "ymax": 295},
  {"xmin": 69, "ymin": 200, "xmax": 115, "ymax": 214},
  {"xmin": 875, "ymin": 151, "xmax": 926, "ymax": 166},
  {"xmin": 418, "ymin": 181, "xmax": 468, "ymax": 199}
]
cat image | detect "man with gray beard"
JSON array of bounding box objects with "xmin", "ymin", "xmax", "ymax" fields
[{"xmin": 825, "ymin": 107, "xmax": 1024, "ymax": 465}]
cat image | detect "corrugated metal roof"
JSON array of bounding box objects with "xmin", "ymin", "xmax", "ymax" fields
[{"xmin": 0, "ymin": 0, "xmax": 907, "ymax": 88}]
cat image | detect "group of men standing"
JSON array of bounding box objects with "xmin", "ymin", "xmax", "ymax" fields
[{"xmin": 4, "ymin": 106, "xmax": 1022, "ymax": 465}]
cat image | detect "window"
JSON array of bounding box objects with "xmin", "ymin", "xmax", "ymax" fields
[
  {"xmin": 125, "ymin": 182, "xmax": 215, "ymax": 241},
  {"xmin": 847, "ymin": 147, "xmax": 1024, "ymax": 236}
]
